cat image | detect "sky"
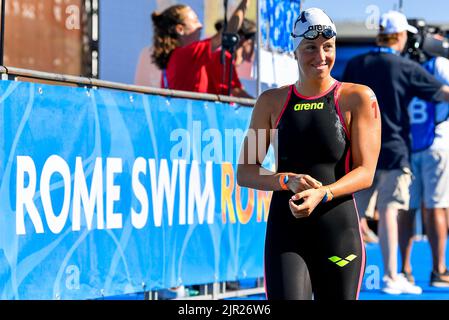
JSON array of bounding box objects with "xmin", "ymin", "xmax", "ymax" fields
[
  {"xmin": 301, "ymin": 0, "xmax": 449, "ymax": 24},
  {"xmin": 99, "ymin": 0, "xmax": 449, "ymax": 85}
]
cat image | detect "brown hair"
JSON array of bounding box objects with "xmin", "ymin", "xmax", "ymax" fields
[
  {"xmin": 214, "ymin": 18, "xmax": 256, "ymax": 40},
  {"xmin": 240, "ymin": 19, "xmax": 257, "ymax": 39},
  {"xmin": 376, "ymin": 27, "xmax": 400, "ymax": 46},
  {"xmin": 151, "ymin": 4, "xmax": 188, "ymax": 69}
]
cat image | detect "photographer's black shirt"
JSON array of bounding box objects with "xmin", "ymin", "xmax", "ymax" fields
[{"xmin": 342, "ymin": 50, "xmax": 442, "ymax": 170}]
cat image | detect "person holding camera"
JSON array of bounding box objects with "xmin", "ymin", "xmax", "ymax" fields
[
  {"xmin": 206, "ymin": 18, "xmax": 256, "ymax": 98},
  {"xmin": 401, "ymin": 34, "xmax": 449, "ymax": 287},
  {"xmin": 343, "ymin": 10, "xmax": 449, "ymax": 295},
  {"xmin": 151, "ymin": 0, "xmax": 250, "ymax": 97}
]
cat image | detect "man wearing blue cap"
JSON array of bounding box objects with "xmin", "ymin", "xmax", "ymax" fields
[{"xmin": 343, "ymin": 10, "xmax": 449, "ymax": 295}]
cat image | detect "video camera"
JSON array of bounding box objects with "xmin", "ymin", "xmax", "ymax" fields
[{"xmin": 405, "ymin": 18, "xmax": 449, "ymax": 63}]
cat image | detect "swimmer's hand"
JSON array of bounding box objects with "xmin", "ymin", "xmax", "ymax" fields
[
  {"xmin": 289, "ymin": 187, "xmax": 327, "ymax": 219},
  {"xmin": 287, "ymin": 173, "xmax": 322, "ymax": 193}
]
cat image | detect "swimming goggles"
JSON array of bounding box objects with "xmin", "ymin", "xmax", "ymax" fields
[{"xmin": 291, "ymin": 28, "xmax": 336, "ymax": 40}]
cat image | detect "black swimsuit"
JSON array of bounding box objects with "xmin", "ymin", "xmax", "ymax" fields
[{"xmin": 264, "ymin": 82, "xmax": 365, "ymax": 300}]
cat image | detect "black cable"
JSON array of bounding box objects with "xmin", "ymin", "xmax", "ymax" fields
[
  {"xmin": 0, "ymin": 0, "xmax": 5, "ymax": 66},
  {"xmin": 223, "ymin": 0, "xmax": 228, "ymax": 35},
  {"xmin": 228, "ymin": 50, "xmax": 234, "ymax": 96},
  {"xmin": 221, "ymin": 0, "xmax": 228, "ymax": 94},
  {"xmin": 221, "ymin": 0, "xmax": 239, "ymax": 96}
]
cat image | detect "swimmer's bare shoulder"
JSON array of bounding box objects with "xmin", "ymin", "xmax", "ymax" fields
[
  {"xmin": 339, "ymin": 82, "xmax": 379, "ymax": 117},
  {"xmin": 251, "ymin": 85, "xmax": 292, "ymax": 129}
]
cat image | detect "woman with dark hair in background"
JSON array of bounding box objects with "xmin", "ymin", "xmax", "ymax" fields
[{"xmin": 151, "ymin": 0, "xmax": 251, "ymax": 97}]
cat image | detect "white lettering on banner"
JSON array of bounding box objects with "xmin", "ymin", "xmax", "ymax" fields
[
  {"xmin": 41, "ymin": 155, "xmax": 72, "ymax": 234},
  {"xmin": 188, "ymin": 161, "xmax": 215, "ymax": 225},
  {"xmin": 178, "ymin": 160, "xmax": 187, "ymax": 225},
  {"xmin": 149, "ymin": 159, "xmax": 178, "ymax": 227},
  {"xmin": 131, "ymin": 157, "xmax": 149, "ymax": 229},
  {"xmin": 106, "ymin": 158, "xmax": 123, "ymax": 229},
  {"xmin": 15, "ymin": 156, "xmax": 216, "ymax": 235},
  {"xmin": 73, "ymin": 157, "xmax": 104, "ymax": 231},
  {"xmin": 16, "ymin": 156, "xmax": 43, "ymax": 234},
  {"xmin": 409, "ymin": 98, "xmax": 428, "ymax": 124}
]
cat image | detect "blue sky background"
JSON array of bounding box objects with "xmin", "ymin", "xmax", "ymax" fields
[
  {"xmin": 99, "ymin": 0, "xmax": 449, "ymax": 85},
  {"xmin": 302, "ymin": 0, "xmax": 449, "ymax": 24}
]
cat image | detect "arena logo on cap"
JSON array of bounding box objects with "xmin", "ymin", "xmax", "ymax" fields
[
  {"xmin": 307, "ymin": 25, "xmax": 333, "ymax": 31},
  {"xmin": 296, "ymin": 10, "xmax": 308, "ymax": 24}
]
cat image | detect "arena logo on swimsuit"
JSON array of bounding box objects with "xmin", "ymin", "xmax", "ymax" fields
[{"xmin": 294, "ymin": 102, "xmax": 324, "ymax": 111}]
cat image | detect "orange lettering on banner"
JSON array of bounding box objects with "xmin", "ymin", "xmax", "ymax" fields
[
  {"xmin": 257, "ymin": 190, "xmax": 272, "ymax": 222},
  {"xmin": 235, "ymin": 184, "xmax": 255, "ymax": 224},
  {"xmin": 221, "ymin": 163, "xmax": 236, "ymax": 223}
]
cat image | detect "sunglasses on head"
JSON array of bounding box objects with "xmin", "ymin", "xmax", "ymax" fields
[{"xmin": 291, "ymin": 28, "xmax": 336, "ymax": 40}]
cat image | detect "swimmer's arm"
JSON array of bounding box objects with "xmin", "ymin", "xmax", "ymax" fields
[
  {"xmin": 231, "ymin": 87, "xmax": 254, "ymax": 99},
  {"xmin": 237, "ymin": 90, "xmax": 282, "ymax": 191},
  {"xmin": 237, "ymin": 88, "xmax": 324, "ymax": 192},
  {"xmin": 210, "ymin": 0, "xmax": 249, "ymax": 52},
  {"xmin": 433, "ymin": 85, "xmax": 449, "ymax": 102},
  {"xmin": 226, "ymin": 0, "xmax": 249, "ymax": 34},
  {"xmin": 323, "ymin": 85, "xmax": 381, "ymax": 198}
]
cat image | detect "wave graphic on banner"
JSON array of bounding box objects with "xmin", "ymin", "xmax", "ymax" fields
[{"xmin": 0, "ymin": 80, "xmax": 271, "ymax": 299}]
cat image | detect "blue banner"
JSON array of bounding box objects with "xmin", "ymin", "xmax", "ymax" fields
[
  {"xmin": 0, "ymin": 80, "xmax": 271, "ymax": 300},
  {"xmin": 260, "ymin": 0, "xmax": 301, "ymax": 52}
]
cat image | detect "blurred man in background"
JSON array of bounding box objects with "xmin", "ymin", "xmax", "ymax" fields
[{"xmin": 343, "ymin": 10, "xmax": 449, "ymax": 295}]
